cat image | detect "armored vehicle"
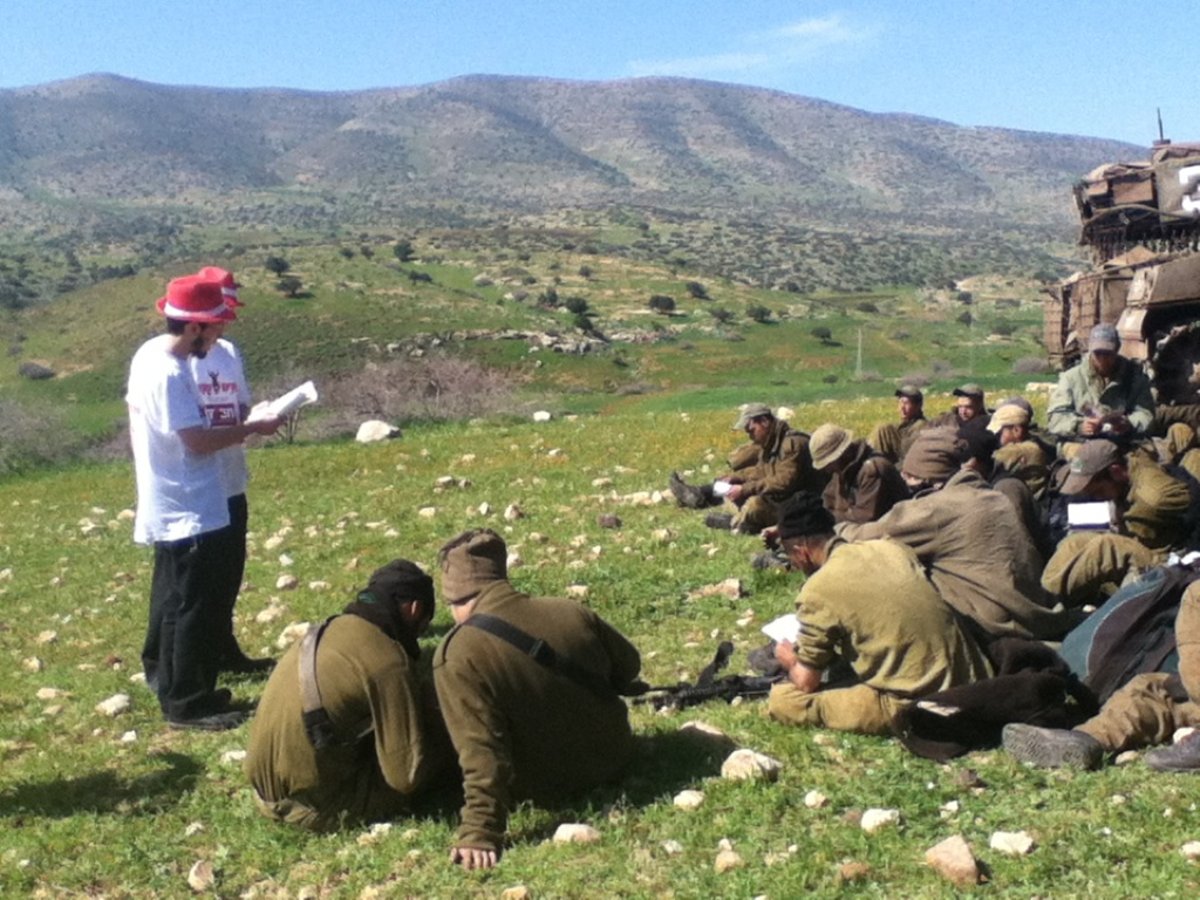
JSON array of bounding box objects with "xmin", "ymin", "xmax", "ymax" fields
[{"xmin": 1045, "ymin": 141, "xmax": 1200, "ymax": 407}]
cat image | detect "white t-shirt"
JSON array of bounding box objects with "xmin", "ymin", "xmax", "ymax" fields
[
  {"xmin": 189, "ymin": 337, "xmax": 251, "ymax": 498},
  {"xmin": 127, "ymin": 334, "xmax": 229, "ymax": 544}
]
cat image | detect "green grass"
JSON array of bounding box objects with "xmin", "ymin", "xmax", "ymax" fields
[{"xmin": 2, "ymin": 406, "xmax": 1199, "ymax": 897}]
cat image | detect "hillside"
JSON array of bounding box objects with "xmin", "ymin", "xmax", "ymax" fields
[{"xmin": 0, "ymin": 74, "xmax": 1142, "ymax": 302}]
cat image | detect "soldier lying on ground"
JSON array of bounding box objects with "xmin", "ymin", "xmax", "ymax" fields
[
  {"xmin": 433, "ymin": 528, "xmax": 643, "ymax": 870},
  {"xmin": 244, "ymin": 560, "xmax": 452, "ymax": 831},
  {"xmin": 669, "ymin": 403, "xmax": 822, "ymax": 535}
]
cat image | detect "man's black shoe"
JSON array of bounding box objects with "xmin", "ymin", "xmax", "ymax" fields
[
  {"xmin": 669, "ymin": 472, "xmax": 710, "ymax": 510},
  {"xmin": 1002, "ymin": 723, "xmax": 1104, "ymax": 770},
  {"xmin": 1144, "ymin": 731, "xmax": 1200, "ymax": 773},
  {"xmin": 704, "ymin": 513, "xmax": 734, "ymax": 531},
  {"xmin": 220, "ymin": 654, "xmax": 276, "ymax": 676},
  {"xmin": 167, "ymin": 709, "xmax": 248, "ymax": 731}
]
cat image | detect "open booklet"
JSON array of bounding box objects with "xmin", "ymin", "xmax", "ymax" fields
[
  {"xmin": 246, "ymin": 380, "xmax": 318, "ymax": 422},
  {"xmin": 761, "ymin": 613, "xmax": 800, "ymax": 644}
]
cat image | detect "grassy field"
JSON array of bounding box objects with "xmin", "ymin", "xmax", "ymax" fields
[{"xmin": 2, "ymin": 401, "xmax": 1199, "ymax": 898}]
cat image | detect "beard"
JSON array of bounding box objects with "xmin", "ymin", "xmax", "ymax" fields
[{"xmin": 189, "ymin": 335, "xmax": 208, "ymax": 358}]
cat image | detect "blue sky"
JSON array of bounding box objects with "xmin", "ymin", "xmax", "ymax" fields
[{"xmin": 0, "ymin": 0, "xmax": 1192, "ymax": 146}]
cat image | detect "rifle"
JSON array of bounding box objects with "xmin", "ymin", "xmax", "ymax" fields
[{"xmin": 632, "ymin": 640, "xmax": 784, "ymax": 711}]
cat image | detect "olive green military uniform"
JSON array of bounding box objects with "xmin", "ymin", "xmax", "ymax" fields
[
  {"xmin": 244, "ymin": 616, "xmax": 447, "ymax": 831},
  {"xmin": 821, "ymin": 440, "xmax": 908, "ymax": 524},
  {"xmin": 1047, "ymin": 354, "xmax": 1155, "ymax": 438},
  {"xmin": 1073, "ymin": 580, "xmax": 1200, "ymax": 751},
  {"xmin": 1042, "ymin": 456, "xmax": 1191, "ymax": 606},
  {"xmin": 768, "ymin": 538, "xmax": 993, "ymax": 734},
  {"xmin": 838, "ymin": 469, "xmax": 1071, "ymax": 640},
  {"xmin": 433, "ymin": 580, "xmax": 641, "ymax": 855},
  {"xmin": 993, "ymin": 439, "xmax": 1051, "ymax": 498},
  {"xmin": 726, "ymin": 418, "xmax": 823, "ymax": 534},
  {"xmin": 867, "ymin": 417, "xmax": 927, "ymax": 465}
]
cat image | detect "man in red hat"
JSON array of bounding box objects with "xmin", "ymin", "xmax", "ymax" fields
[
  {"xmin": 128, "ymin": 275, "xmax": 281, "ymax": 729},
  {"xmin": 186, "ymin": 266, "xmax": 275, "ymax": 676}
]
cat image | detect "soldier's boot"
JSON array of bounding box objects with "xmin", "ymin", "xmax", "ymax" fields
[
  {"xmin": 669, "ymin": 472, "xmax": 713, "ymax": 509},
  {"xmin": 704, "ymin": 513, "xmax": 734, "ymax": 531},
  {"xmin": 1144, "ymin": 731, "xmax": 1200, "ymax": 773},
  {"xmin": 1002, "ymin": 723, "xmax": 1104, "ymax": 770},
  {"xmin": 750, "ymin": 549, "xmax": 790, "ymax": 571}
]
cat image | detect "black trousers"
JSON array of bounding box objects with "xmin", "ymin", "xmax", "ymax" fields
[
  {"xmin": 142, "ymin": 494, "xmax": 248, "ymax": 682},
  {"xmin": 141, "ymin": 528, "xmax": 228, "ymax": 720}
]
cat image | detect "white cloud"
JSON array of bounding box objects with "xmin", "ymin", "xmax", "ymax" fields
[{"xmin": 629, "ymin": 14, "xmax": 875, "ymax": 79}]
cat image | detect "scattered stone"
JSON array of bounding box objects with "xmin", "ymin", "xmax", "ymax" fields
[
  {"xmin": 276, "ymin": 622, "xmax": 311, "ymax": 649},
  {"xmin": 358, "ymin": 822, "xmax": 392, "ymax": 846},
  {"xmin": 308, "ymin": 580, "xmax": 329, "ymax": 591},
  {"xmin": 597, "ymin": 514, "xmax": 622, "ymax": 529},
  {"xmin": 0, "ymin": 567, "xmax": 11, "ymax": 581},
  {"xmin": 275, "ymin": 574, "xmax": 299, "ymax": 591},
  {"xmin": 1182, "ymin": 841, "xmax": 1200, "ymax": 861},
  {"xmin": 721, "ymin": 748, "xmax": 782, "ymax": 782},
  {"xmin": 42, "ymin": 704, "xmax": 63, "ymax": 717},
  {"xmin": 22, "ymin": 657, "xmax": 43, "ymax": 673},
  {"xmin": 661, "ymin": 839, "xmax": 684, "ymax": 856},
  {"xmin": 263, "ymin": 535, "xmax": 285, "ymax": 551},
  {"xmin": 650, "ymin": 528, "xmax": 676, "ymax": 544},
  {"xmin": 925, "ymin": 835, "xmax": 981, "ymax": 887},
  {"xmin": 714, "ymin": 849, "xmax": 744, "ymax": 873},
  {"xmin": 477, "ymin": 502, "xmax": 492, "ymax": 516},
  {"xmin": 500, "ymin": 886, "xmax": 532, "ymax": 900},
  {"xmin": 119, "ymin": 730, "xmax": 137, "ymax": 743},
  {"xmin": 1115, "ymin": 750, "xmax": 1140, "ymax": 766},
  {"xmin": 418, "ymin": 507, "xmax": 437, "ymax": 518},
  {"xmin": 435, "ymin": 475, "xmax": 456, "ymax": 488},
  {"xmin": 990, "ymin": 830, "xmax": 1035, "ymax": 856},
  {"xmin": 687, "ymin": 578, "xmax": 745, "ymax": 601},
  {"xmin": 504, "ymin": 503, "xmax": 524, "ymax": 521},
  {"xmin": 804, "ymin": 790, "xmax": 830, "ymax": 809},
  {"xmin": 256, "ymin": 604, "xmax": 285, "ymax": 624},
  {"xmin": 776, "ymin": 406, "xmax": 795, "ymax": 421},
  {"xmin": 592, "ymin": 477, "xmax": 613, "ymax": 488},
  {"xmin": 185, "ymin": 822, "xmax": 204, "ymax": 837},
  {"xmin": 355, "ymin": 420, "xmax": 401, "ymax": 443},
  {"xmin": 673, "ymin": 790, "xmax": 705, "ymax": 810},
  {"xmin": 939, "ymin": 800, "xmax": 960, "ymax": 819},
  {"xmin": 221, "ymin": 749, "xmax": 247, "ymax": 765},
  {"xmin": 552, "ymin": 823, "xmax": 601, "ymax": 844},
  {"xmin": 36, "ymin": 630, "xmax": 58, "ymax": 645},
  {"xmin": 953, "ymin": 768, "xmax": 987, "ymax": 790},
  {"xmin": 187, "ymin": 860, "xmax": 215, "ymax": 892},
  {"xmin": 95, "ymin": 693, "xmax": 131, "ymax": 717},
  {"xmin": 507, "ymin": 552, "xmax": 524, "ymax": 570},
  {"xmin": 1173, "ymin": 726, "xmax": 1198, "ymax": 744},
  {"xmin": 532, "ymin": 410, "xmax": 552, "ymax": 422},
  {"xmin": 36, "ymin": 687, "xmax": 65, "ymax": 701},
  {"xmin": 837, "ymin": 861, "xmax": 872, "ymax": 884},
  {"xmin": 278, "ymin": 554, "xmax": 294, "ymax": 567},
  {"xmin": 565, "ymin": 585, "xmax": 589, "ymax": 599},
  {"xmin": 1111, "ymin": 794, "xmax": 1128, "ymax": 805},
  {"xmin": 547, "ymin": 448, "xmax": 564, "ymax": 458},
  {"xmin": 860, "ymin": 808, "xmax": 901, "ymax": 834}
]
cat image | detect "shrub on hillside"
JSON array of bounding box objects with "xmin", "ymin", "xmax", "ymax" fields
[
  {"xmin": 647, "ymin": 294, "xmax": 675, "ymax": 314},
  {"xmin": 0, "ymin": 399, "xmax": 84, "ymax": 474},
  {"xmin": 323, "ymin": 356, "xmax": 516, "ymax": 431}
]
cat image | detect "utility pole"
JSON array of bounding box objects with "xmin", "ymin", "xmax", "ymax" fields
[{"xmin": 856, "ymin": 327, "xmax": 863, "ymax": 379}]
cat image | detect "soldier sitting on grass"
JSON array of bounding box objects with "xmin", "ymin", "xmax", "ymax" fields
[{"xmin": 669, "ymin": 403, "xmax": 822, "ymax": 535}]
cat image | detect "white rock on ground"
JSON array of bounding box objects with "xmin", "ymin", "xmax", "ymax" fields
[
  {"xmin": 661, "ymin": 840, "xmax": 684, "ymax": 855},
  {"xmin": 418, "ymin": 507, "xmax": 437, "ymax": 518},
  {"xmin": 673, "ymin": 790, "xmax": 705, "ymax": 810},
  {"xmin": 678, "ymin": 721, "xmax": 737, "ymax": 753},
  {"xmin": 504, "ymin": 503, "xmax": 524, "ymax": 521},
  {"xmin": 861, "ymin": 808, "xmax": 901, "ymax": 834},
  {"xmin": 565, "ymin": 585, "xmax": 589, "ymax": 599},
  {"xmin": 532, "ymin": 410, "xmax": 552, "ymax": 422},
  {"xmin": 276, "ymin": 622, "xmax": 311, "ymax": 649},
  {"xmin": 714, "ymin": 849, "xmax": 744, "ymax": 873},
  {"xmin": 924, "ymin": 835, "xmax": 981, "ymax": 887},
  {"xmin": 275, "ymin": 574, "xmax": 299, "ymax": 591},
  {"xmin": 1181, "ymin": 841, "xmax": 1200, "ymax": 860},
  {"xmin": 804, "ymin": 790, "xmax": 829, "ymax": 809},
  {"xmin": 95, "ymin": 694, "xmax": 131, "ymax": 717},
  {"xmin": 500, "ymin": 886, "xmax": 532, "ymax": 900},
  {"xmin": 721, "ymin": 748, "xmax": 782, "ymax": 782},
  {"xmin": 355, "ymin": 420, "xmax": 401, "ymax": 443},
  {"xmin": 990, "ymin": 830, "xmax": 1036, "ymax": 856},
  {"xmin": 187, "ymin": 860, "xmax": 214, "ymax": 892},
  {"xmin": 552, "ymin": 823, "xmax": 601, "ymax": 844}
]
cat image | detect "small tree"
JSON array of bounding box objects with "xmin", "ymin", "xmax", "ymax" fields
[
  {"xmin": 564, "ymin": 296, "xmax": 590, "ymax": 315},
  {"xmin": 393, "ymin": 240, "xmax": 416, "ymax": 263},
  {"xmin": 957, "ymin": 310, "xmax": 974, "ymax": 326},
  {"xmin": 278, "ymin": 275, "xmax": 304, "ymax": 297},
  {"xmin": 746, "ymin": 304, "xmax": 772, "ymax": 323},
  {"xmin": 648, "ymin": 294, "xmax": 676, "ymax": 314},
  {"xmin": 708, "ymin": 307, "xmax": 734, "ymax": 324},
  {"xmin": 578, "ymin": 264, "xmax": 593, "ymax": 280},
  {"xmin": 338, "ymin": 247, "xmax": 355, "ymax": 260},
  {"xmin": 685, "ymin": 280, "xmax": 709, "ymax": 300},
  {"xmin": 810, "ymin": 326, "xmax": 833, "ymax": 342},
  {"xmin": 264, "ymin": 255, "xmax": 290, "ymax": 276}
]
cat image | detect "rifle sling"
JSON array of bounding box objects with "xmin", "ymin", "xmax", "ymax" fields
[
  {"xmin": 462, "ymin": 613, "xmax": 622, "ymax": 699},
  {"xmin": 298, "ymin": 616, "xmax": 374, "ymax": 748}
]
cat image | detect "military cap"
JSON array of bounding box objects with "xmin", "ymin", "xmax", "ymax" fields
[
  {"xmin": 895, "ymin": 384, "xmax": 924, "ymax": 402},
  {"xmin": 1089, "ymin": 323, "xmax": 1120, "ymax": 353},
  {"xmin": 901, "ymin": 427, "xmax": 962, "ymax": 483},
  {"xmin": 1060, "ymin": 439, "xmax": 1121, "ymax": 495},
  {"xmin": 438, "ymin": 528, "xmax": 507, "ymax": 605},
  {"xmin": 733, "ymin": 403, "xmax": 774, "ymax": 431},
  {"xmin": 987, "ymin": 403, "xmax": 1031, "ymax": 433},
  {"xmin": 952, "ymin": 383, "xmax": 985, "ymax": 401}
]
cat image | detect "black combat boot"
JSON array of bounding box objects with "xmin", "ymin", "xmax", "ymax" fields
[{"xmin": 1144, "ymin": 731, "xmax": 1200, "ymax": 773}]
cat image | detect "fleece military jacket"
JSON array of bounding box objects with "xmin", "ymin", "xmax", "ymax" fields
[
  {"xmin": 838, "ymin": 469, "xmax": 1072, "ymax": 640},
  {"xmin": 1047, "ymin": 355, "xmax": 1155, "ymax": 438},
  {"xmin": 244, "ymin": 615, "xmax": 445, "ymax": 827},
  {"xmin": 733, "ymin": 418, "xmax": 823, "ymax": 501},
  {"xmin": 433, "ymin": 580, "xmax": 641, "ymax": 854}
]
